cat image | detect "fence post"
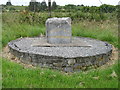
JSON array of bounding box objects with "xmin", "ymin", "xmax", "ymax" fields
[{"xmin": 48, "ymin": 0, "xmax": 51, "ymax": 17}]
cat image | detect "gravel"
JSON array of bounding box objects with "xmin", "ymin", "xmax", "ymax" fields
[{"xmin": 8, "ymin": 37, "xmax": 112, "ymax": 58}]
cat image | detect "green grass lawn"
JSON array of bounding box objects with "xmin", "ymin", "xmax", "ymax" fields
[
  {"xmin": 1, "ymin": 12, "xmax": 119, "ymax": 88},
  {"xmin": 0, "ymin": 49, "xmax": 1, "ymax": 89},
  {"xmin": 2, "ymin": 58, "xmax": 118, "ymax": 88}
]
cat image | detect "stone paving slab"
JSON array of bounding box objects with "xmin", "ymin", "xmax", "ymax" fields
[
  {"xmin": 8, "ymin": 37, "xmax": 112, "ymax": 58},
  {"xmin": 8, "ymin": 37, "xmax": 112, "ymax": 72},
  {"xmin": 32, "ymin": 37, "xmax": 91, "ymax": 47}
]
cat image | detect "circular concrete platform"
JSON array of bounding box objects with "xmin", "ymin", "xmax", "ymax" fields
[{"xmin": 8, "ymin": 37, "xmax": 112, "ymax": 72}]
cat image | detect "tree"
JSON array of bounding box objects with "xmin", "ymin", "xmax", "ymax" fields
[
  {"xmin": 41, "ymin": 0, "xmax": 47, "ymax": 11},
  {"xmin": 37, "ymin": 2, "xmax": 41, "ymax": 11},
  {"xmin": 64, "ymin": 4, "xmax": 76, "ymax": 10},
  {"xmin": 81, "ymin": 4, "xmax": 84, "ymax": 7},
  {"xmin": 29, "ymin": 1, "xmax": 41, "ymax": 12},
  {"xmin": 99, "ymin": 4, "xmax": 116, "ymax": 13},
  {"xmin": 6, "ymin": 0, "xmax": 12, "ymax": 6},
  {"xmin": 52, "ymin": 1, "xmax": 57, "ymax": 10}
]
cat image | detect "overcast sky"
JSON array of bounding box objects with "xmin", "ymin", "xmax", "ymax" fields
[{"xmin": 0, "ymin": 0, "xmax": 119, "ymax": 6}]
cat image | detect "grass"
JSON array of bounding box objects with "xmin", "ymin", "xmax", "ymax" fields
[
  {"xmin": 0, "ymin": 59, "xmax": 1, "ymax": 87},
  {"xmin": 2, "ymin": 23, "xmax": 45, "ymax": 47},
  {"xmin": 2, "ymin": 58, "xmax": 118, "ymax": 88},
  {"xmin": 2, "ymin": 20, "xmax": 118, "ymax": 48},
  {"xmin": 72, "ymin": 20, "xmax": 118, "ymax": 47},
  {"xmin": 4, "ymin": 6, "xmax": 27, "ymax": 11},
  {"xmin": 2, "ymin": 12, "xmax": 119, "ymax": 88}
]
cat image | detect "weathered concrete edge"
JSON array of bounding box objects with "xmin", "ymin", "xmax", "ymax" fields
[{"xmin": 8, "ymin": 40, "xmax": 112, "ymax": 72}]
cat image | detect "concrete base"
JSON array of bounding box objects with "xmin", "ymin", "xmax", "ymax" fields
[{"xmin": 8, "ymin": 37, "xmax": 112, "ymax": 72}]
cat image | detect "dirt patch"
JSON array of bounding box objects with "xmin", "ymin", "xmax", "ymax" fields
[
  {"xmin": 98, "ymin": 45, "xmax": 118, "ymax": 69},
  {"xmin": 2, "ymin": 46, "xmax": 36, "ymax": 69}
]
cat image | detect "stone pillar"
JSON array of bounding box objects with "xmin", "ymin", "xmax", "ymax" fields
[{"xmin": 46, "ymin": 17, "xmax": 72, "ymax": 44}]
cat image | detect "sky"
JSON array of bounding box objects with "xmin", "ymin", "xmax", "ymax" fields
[{"xmin": 0, "ymin": 0, "xmax": 119, "ymax": 6}]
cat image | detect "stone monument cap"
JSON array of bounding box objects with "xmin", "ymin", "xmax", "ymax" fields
[
  {"xmin": 46, "ymin": 17, "xmax": 72, "ymax": 44},
  {"xmin": 46, "ymin": 17, "xmax": 71, "ymax": 25}
]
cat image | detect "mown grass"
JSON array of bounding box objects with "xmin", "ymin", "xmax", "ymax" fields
[
  {"xmin": 2, "ymin": 58, "xmax": 118, "ymax": 88},
  {"xmin": 2, "ymin": 12, "xmax": 119, "ymax": 88}
]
